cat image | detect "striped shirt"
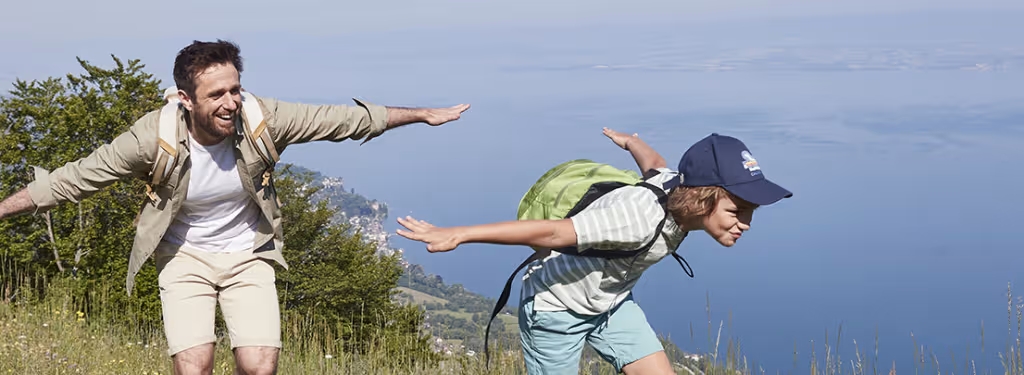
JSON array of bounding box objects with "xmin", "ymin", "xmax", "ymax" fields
[{"xmin": 520, "ymin": 168, "xmax": 689, "ymax": 315}]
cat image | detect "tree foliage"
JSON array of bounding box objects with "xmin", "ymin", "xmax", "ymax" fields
[
  {"xmin": 0, "ymin": 55, "xmax": 164, "ymax": 326},
  {"xmin": 274, "ymin": 164, "xmax": 436, "ymax": 362}
]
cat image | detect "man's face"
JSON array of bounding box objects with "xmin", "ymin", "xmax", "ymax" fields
[{"xmin": 179, "ymin": 63, "xmax": 241, "ymax": 144}]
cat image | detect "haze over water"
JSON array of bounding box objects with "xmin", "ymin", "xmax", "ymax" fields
[{"xmin": 3, "ymin": 7, "xmax": 1022, "ymax": 375}]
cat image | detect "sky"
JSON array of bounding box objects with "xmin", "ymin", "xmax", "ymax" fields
[
  {"xmin": 2, "ymin": 1, "xmax": 1023, "ymax": 374},
  {"xmin": 2, "ymin": 0, "xmax": 1020, "ymax": 41}
]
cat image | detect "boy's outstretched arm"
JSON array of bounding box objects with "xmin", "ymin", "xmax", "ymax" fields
[
  {"xmin": 602, "ymin": 127, "xmax": 666, "ymax": 176},
  {"xmin": 395, "ymin": 216, "xmax": 577, "ymax": 253}
]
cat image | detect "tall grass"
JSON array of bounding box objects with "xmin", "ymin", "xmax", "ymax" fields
[{"xmin": 3, "ymin": 263, "xmax": 1024, "ymax": 375}]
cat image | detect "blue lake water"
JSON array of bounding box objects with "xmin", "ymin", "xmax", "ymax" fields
[{"xmin": 271, "ymin": 17, "xmax": 1024, "ymax": 374}]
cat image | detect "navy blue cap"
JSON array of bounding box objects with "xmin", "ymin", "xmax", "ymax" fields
[{"xmin": 663, "ymin": 133, "xmax": 792, "ymax": 205}]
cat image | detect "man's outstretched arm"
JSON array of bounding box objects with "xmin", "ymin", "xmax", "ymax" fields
[
  {"xmin": 261, "ymin": 96, "xmax": 470, "ymax": 148},
  {"xmin": 0, "ymin": 188, "xmax": 36, "ymax": 220},
  {"xmin": 5, "ymin": 118, "xmax": 152, "ymax": 218}
]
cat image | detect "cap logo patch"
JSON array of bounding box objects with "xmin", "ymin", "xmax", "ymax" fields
[{"xmin": 741, "ymin": 150, "xmax": 762, "ymax": 176}]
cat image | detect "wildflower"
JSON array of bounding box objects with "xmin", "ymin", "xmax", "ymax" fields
[{"xmin": 325, "ymin": 354, "xmax": 333, "ymax": 359}]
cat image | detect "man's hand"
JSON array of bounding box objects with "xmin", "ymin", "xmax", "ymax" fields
[
  {"xmin": 396, "ymin": 216, "xmax": 462, "ymax": 253},
  {"xmin": 385, "ymin": 104, "xmax": 471, "ymax": 129},
  {"xmin": 423, "ymin": 104, "xmax": 471, "ymax": 126},
  {"xmin": 603, "ymin": 127, "xmax": 639, "ymax": 150}
]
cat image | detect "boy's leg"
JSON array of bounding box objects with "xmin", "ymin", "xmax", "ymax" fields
[
  {"xmin": 155, "ymin": 245, "xmax": 219, "ymax": 372},
  {"xmin": 218, "ymin": 251, "xmax": 281, "ymax": 375},
  {"xmin": 518, "ymin": 297, "xmax": 595, "ymax": 375},
  {"xmin": 586, "ymin": 295, "xmax": 674, "ymax": 374}
]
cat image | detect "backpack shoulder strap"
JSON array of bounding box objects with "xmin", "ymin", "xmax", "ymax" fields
[
  {"xmin": 146, "ymin": 87, "xmax": 183, "ymax": 203},
  {"xmin": 637, "ymin": 173, "xmax": 695, "ymax": 279},
  {"xmin": 239, "ymin": 92, "xmax": 279, "ymax": 165},
  {"xmin": 238, "ymin": 91, "xmax": 280, "ymax": 188}
]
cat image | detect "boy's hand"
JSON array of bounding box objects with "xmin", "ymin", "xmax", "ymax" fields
[
  {"xmin": 396, "ymin": 216, "xmax": 461, "ymax": 252},
  {"xmin": 602, "ymin": 127, "xmax": 639, "ymax": 150}
]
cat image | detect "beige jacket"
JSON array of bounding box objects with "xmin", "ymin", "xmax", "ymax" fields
[{"xmin": 26, "ymin": 95, "xmax": 390, "ymax": 294}]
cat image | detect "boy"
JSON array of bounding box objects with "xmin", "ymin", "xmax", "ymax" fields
[{"xmin": 395, "ymin": 128, "xmax": 792, "ymax": 374}]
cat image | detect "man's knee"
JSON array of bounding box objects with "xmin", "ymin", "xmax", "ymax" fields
[
  {"xmin": 172, "ymin": 343, "xmax": 215, "ymax": 375},
  {"xmin": 234, "ymin": 346, "xmax": 280, "ymax": 375}
]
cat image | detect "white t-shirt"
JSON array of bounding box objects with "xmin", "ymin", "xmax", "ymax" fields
[
  {"xmin": 520, "ymin": 168, "xmax": 689, "ymax": 315},
  {"xmin": 162, "ymin": 132, "xmax": 261, "ymax": 253}
]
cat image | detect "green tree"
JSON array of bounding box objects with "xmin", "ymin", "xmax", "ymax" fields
[
  {"xmin": 273, "ymin": 164, "xmax": 438, "ymax": 365},
  {"xmin": 0, "ymin": 55, "xmax": 164, "ymax": 328}
]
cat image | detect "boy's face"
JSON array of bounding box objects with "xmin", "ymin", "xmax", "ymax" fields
[{"xmin": 702, "ymin": 195, "xmax": 755, "ymax": 247}]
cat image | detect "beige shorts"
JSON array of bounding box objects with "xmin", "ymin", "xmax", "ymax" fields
[{"xmin": 154, "ymin": 242, "xmax": 282, "ymax": 356}]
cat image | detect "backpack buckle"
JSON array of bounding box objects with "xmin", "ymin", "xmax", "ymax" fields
[{"xmin": 144, "ymin": 183, "xmax": 160, "ymax": 203}]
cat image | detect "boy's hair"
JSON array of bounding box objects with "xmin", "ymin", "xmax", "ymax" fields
[
  {"xmin": 667, "ymin": 185, "xmax": 758, "ymax": 219},
  {"xmin": 172, "ymin": 39, "xmax": 244, "ymax": 98}
]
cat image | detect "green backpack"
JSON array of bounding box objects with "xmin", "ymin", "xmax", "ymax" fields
[{"xmin": 482, "ymin": 159, "xmax": 695, "ymax": 367}]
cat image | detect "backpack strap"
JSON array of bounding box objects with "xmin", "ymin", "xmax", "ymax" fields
[
  {"xmin": 484, "ymin": 250, "xmax": 544, "ymax": 369},
  {"xmin": 551, "ymin": 171, "xmax": 669, "ymax": 258},
  {"xmin": 146, "ymin": 87, "xmax": 183, "ymax": 203},
  {"xmin": 238, "ymin": 91, "xmax": 281, "ymax": 207},
  {"xmin": 634, "ymin": 181, "xmax": 694, "ymax": 278},
  {"xmin": 239, "ymin": 91, "xmax": 280, "ymax": 187}
]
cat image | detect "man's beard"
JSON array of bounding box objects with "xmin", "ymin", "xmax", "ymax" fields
[{"xmin": 193, "ymin": 112, "xmax": 235, "ymax": 139}]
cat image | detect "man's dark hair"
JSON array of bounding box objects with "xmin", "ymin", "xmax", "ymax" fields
[{"xmin": 173, "ymin": 39, "xmax": 244, "ymax": 97}]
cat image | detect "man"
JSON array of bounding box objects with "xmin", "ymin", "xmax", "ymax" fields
[{"xmin": 0, "ymin": 39, "xmax": 470, "ymax": 374}]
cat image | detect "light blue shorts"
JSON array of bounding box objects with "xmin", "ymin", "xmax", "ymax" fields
[{"xmin": 518, "ymin": 294, "xmax": 664, "ymax": 374}]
